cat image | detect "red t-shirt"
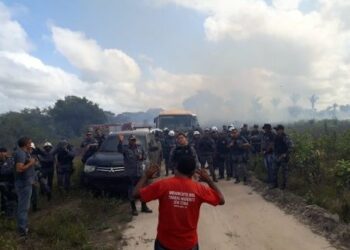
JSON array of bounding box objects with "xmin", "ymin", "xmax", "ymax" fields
[{"xmin": 139, "ymin": 176, "xmax": 221, "ymax": 250}]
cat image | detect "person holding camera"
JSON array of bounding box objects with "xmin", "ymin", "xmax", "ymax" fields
[{"xmin": 14, "ymin": 137, "xmax": 36, "ymax": 237}]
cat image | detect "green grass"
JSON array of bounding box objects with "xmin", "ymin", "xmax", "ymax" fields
[
  {"xmin": 249, "ymin": 155, "xmax": 350, "ymax": 223},
  {"xmin": 0, "ymin": 158, "xmax": 132, "ymax": 250}
]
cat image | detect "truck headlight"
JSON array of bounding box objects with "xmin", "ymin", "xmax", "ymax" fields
[{"xmin": 84, "ymin": 164, "xmax": 96, "ymax": 173}]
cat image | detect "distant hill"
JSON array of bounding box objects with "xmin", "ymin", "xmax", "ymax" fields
[{"xmin": 112, "ymin": 108, "xmax": 163, "ymax": 126}]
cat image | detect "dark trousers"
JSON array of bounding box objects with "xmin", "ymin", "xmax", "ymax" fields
[
  {"xmin": 0, "ymin": 183, "xmax": 17, "ymax": 217},
  {"xmin": 57, "ymin": 168, "xmax": 71, "ymax": 191},
  {"xmin": 164, "ymin": 154, "xmax": 172, "ymax": 175},
  {"xmin": 264, "ymin": 154, "xmax": 274, "ymax": 183},
  {"xmin": 199, "ymin": 154, "xmax": 216, "ymax": 180},
  {"xmin": 154, "ymin": 239, "xmax": 199, "ymax": 250},
  {"xmin": 227, "ymin": 154, "xmax": 240, "ymax": 179},
  {"xmin": 31, "ymin": 185, "xmax": 38, "ymax": 211},
  {"xmin": 15, "ymin": 181, "xmax": 32, "ymax": 233},
  {"xmin": 272, "ymin": 157, "xmax": 289, "ymax": 188},
  {"xmin": 216, "ymin": 155, "xmax": 226, "ymax": 178},
  {"xmin": 41, "ymin": 168, "xmax": 54, "ymax": 190},
  {"xmin": 128, "ymin": 176, "xmax": 148, "ymax": 210},
  {"xmin": 128, "ymin": 177, "xmax": 140, "ymax": 202},
  {"xmin": 226, "ymin": 155, "xmax": 233, "ymax": 177}
]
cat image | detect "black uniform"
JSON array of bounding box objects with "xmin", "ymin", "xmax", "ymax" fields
[
  {"xmin": 118, "ymin": 140, "xmax": 151, "ymax": 214},
  {"xmin": 216, "ymin": 134, "xmax": 229, "ymax": 179},
  {"xmin": 197, "ymin": 135, "xmax": 217, "ymax": 181},
  {"xmin": 0, "ymin": 157, "xmax": 16, "ymax": 217},
  {"xmin": 227, "ymin": 135, "xmax": 249, "ymax": 183},
  {"xmin": 54, "ymin": 143, "xmax": 75, "ymax": 191},
  {"xmin": 272, "ymin": 133, "xmax": 293, "ymax": 189},
  {"xmin": 163, "ymin": 136, "xmax": 176, "ymax": 175}
]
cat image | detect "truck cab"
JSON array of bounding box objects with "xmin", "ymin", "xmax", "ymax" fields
[{"xmin": 81, "ymin": 129, "xmax": 161, "ymax": 195}]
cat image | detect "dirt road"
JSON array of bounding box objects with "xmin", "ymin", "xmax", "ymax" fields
[{"xmin": 122, "ymin": 180, "xmax": 336, "ymax": 250}]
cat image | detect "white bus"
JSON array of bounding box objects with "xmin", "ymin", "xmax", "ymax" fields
[{"xmin": 154, "ymin": 109, "xmax": 200, "ymax": 131}]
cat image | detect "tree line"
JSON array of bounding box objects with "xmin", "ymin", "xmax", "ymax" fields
[{"xmin": 0, "ymin": 96, "xmax": 108, "ymax": 148}]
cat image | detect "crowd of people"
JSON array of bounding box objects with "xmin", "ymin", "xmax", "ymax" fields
[
  {"xmin": 157, "ymin": 123, "xmax": 293, "ymax": 189},
  {"xmin": 0, "ymin": 123, "xmax": 293, "ymax": 241},
  {"xmin": 130, "ymin": 123, "xmax": 293, "ymax": 249},
  {"xmin": 0, "ymin": 129, "xmax": 104, "ymax": 238}
]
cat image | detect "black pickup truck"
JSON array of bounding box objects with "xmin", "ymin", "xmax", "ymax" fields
[{"xmin": 81, "ymin": 129, "xmax": 160, "ymax": 195}]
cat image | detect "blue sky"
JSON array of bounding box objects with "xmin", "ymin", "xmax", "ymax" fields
[
  {"xmin": 0, "ymin": 0, "xmax": 350, "ymax": 122},
  {"xmin": 2, "ymin": 0, "xmax": 317, "ymax": 75},
  {"xmin": 2, "ymin": 0, "xmax": 207, "ymax": 75}
]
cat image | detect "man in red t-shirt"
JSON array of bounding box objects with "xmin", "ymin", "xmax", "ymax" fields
[{"xmin": 133, "ymin": 156, "xmax": 225, "ymax": 250}]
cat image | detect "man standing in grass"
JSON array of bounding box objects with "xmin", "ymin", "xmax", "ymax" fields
[
  {"xmin": 133, "ymin": 156, "xmax": 225, "ymax": 250},
  {"xmin": 14, "ymin": 137, "xmax": 36, "ymax": 237}
]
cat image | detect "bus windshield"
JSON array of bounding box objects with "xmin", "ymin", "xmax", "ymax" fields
[{"xmin": 158, "ymin": 115, "xmax": 194, "ymax": 130}]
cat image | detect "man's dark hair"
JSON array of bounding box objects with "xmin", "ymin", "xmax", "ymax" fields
[
  {"xmin": 0, "ymin": 147, "xmax": 7, "ymax": 152},
  {"xmin": 177, "ymin": 156, "xmax": 196, "ymax": 176},
  {"xmin": 17, "ymin": 137, "xmax": 31, "ymax": 148}
]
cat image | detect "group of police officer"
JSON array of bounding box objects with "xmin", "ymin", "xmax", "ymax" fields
[
  {"xmin": 0, "ymin": 129, "xmax": 104, "ymax": 237},
  {"xmin": 157, "ymin": 123, "xmax": 293, "ymax": 190},
  {"xmin": 0, "ymin": 124, "xmax": 293, "ymax": 234}
]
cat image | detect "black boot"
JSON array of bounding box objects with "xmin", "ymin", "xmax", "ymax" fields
[
  {"xmin": 141, "ymin": 202, "xmax": 152, "ymax": 213},
  {"xmin": 130, "ymin": 201, "xmax": 138, "ymax": 216},
  {"xmin": 243, "ymin": 177, "xmax": 248, "ymax": 185}
]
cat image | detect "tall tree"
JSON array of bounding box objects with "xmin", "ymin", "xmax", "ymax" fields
[
  {"xmin": 0, "ymin": 108, "xmax": 55, "ymax": 147},
  {"xmin": 49, "ymin": 96, "xmax": 107, "ymax": 137}
]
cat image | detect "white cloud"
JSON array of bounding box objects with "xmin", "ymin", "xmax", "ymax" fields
[
  {"xmin": 0, "ymin": 2, "xmax": 31, "ymax": 52},
  {"xmin": 153, "ymin": 0, "xmax": 350, "ymax": 112},
  {"xmin": 0, "ymin": 51, "xmax": 85, "ymax": 111},
  {"xmin": 2, "ymin": 0, "xmax": 350, "ymax": 123},
  {"xmin": 0, "ymin": 1, "xmax": 203, "ymax": 114},
  {"xmin": 272, "ymin": 0, "xmax": 303, "ymax": 10},
  {"xmin": 51, "ymin": 26, "xmax": 141, "ymax": 83},
  {"xmin": 50, "ymin": 26, "xmax": 203, "ymax": 111}
]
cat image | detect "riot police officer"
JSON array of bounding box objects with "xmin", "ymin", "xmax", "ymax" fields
[
  {"xmin": 198, "ymin": 129, "xmax": 217, "ymax": 182},
  {"xmin": 227, "ymin": 128, "xmax": 250, "ymax": 184},
  {"xmin": 163, "ymin": 130, "xmax": 176, "ymax": 176},
  {"xmin": 262, "ymin": 124, "xmax": 276, "ymax": 184},
  {"xmin": 272, "ymin": 125, "xmax": 293, "ymax": 190},
  {"xmin": 54, "ymin": 140, "xmax": 75, "ymax": 192},
  {"xmin": 118, "ymin": 134, "xmax": 152, "ymax": 216}
]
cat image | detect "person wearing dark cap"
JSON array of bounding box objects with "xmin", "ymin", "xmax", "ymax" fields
[
  {"xmin": 118, "ymin": 134, "xmax": 152, "ymax": 216},
  {"xmin": 198, "ymin": 130, "xmax": 217, "ymax": 182},
  {"xmin": 35, "ymin": 142, "xmax": 55, "ymax": 193},
  {"xmin": 81, "ymin": 131, "xmax": 98, "ymax": 164},
  {"xmin": 262, "ymin": 124, "xmax": 275, "ymax": 184},
  {"xmin": 227, "ymin": 128, "xmax": 250, "ymax": 184},
  {"xmin": 169, "ymin": 133, "xmax": 200, "ymax": 174},
  {"xmin": 250, "ymin": 125, "xmax": 262, "ymax": 155},
  {"xmin": 272, "ymin": 125, "xmax": 293, "ymax": 190},
  {"xmin": 53, "ymin": 140, "xmax": 75, "ymax": 192},
  {"xmin": 240, "ymin": 124, "xmax": 250, "ymax": 140}
]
